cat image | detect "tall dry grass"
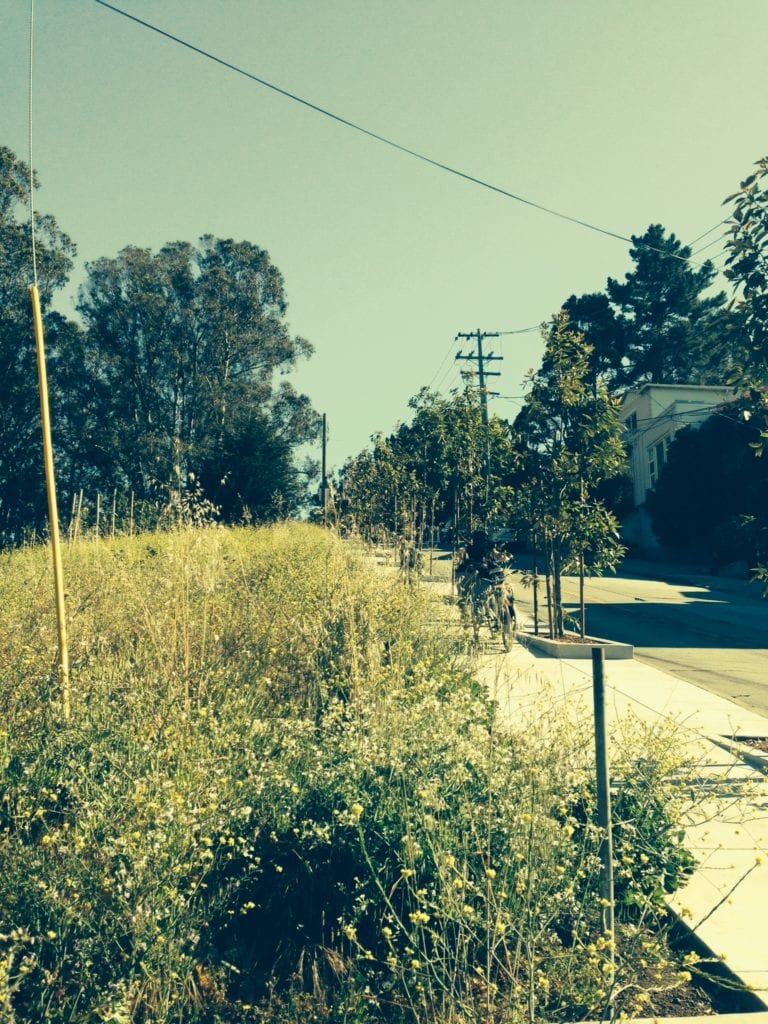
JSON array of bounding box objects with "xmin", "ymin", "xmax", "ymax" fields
[{"xmin": 0, "ymin": 524, "xmax": 704, "ymax": 1022}]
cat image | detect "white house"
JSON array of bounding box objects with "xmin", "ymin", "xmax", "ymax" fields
[{"xmin": 619, "ymin": 383, "xmax": 737, "ymax": 549}]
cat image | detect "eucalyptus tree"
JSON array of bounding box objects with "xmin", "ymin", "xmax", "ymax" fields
[
  {"xmin": 67, "ymin": 235, "xmax": 319, "ymax": 521},
  {"xmin": 339, "ymin": 435, "xmax": 403, "ymax": 542},
  {"xmin": 516, "ymin": 313, "xmax": 626, "ymax": 637},
  {"xmin": 0, "ymin": 146, "xmax": 76, "ymax": 544}
]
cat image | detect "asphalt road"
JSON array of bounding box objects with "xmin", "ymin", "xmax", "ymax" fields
[{"xmin": 514, "ymin": 565, "xmax": 768, "ymax": 719}]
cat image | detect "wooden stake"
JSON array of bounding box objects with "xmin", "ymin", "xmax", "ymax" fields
[
  {"xmin": 68, "ymin": 492, "xmax": 77, "ymax": 546},
  {"xmin": 73, "ymin": 488, "xmax": 84, "ymax": 544},
  {"xmin": 30, "ymin": 285, "xmax": 70, "ymax": 722}
]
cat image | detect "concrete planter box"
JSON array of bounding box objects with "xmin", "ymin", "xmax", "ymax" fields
[
  {"xmin": 710, "ymin": 735, "xmax": 768, "ymax": 775},
  {"xmin": 521, "ymin": 629, "xmax": 634, "ymax": 660}
]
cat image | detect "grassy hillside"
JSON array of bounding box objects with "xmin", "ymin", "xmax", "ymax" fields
[{"xmin": 0, "ymin": 524, "xmax": 701, "ymax": 1022}]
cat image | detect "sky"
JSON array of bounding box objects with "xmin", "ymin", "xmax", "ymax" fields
[{"xmin": 3, "ymin": 0, "xmax": 768, "ymax": 476}]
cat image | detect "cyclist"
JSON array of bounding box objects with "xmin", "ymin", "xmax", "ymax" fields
[
  {"xmin": 398, "ymin": 526, "xmax": 422, "ymax": 581},
  {"xmin": 457, "ymin": 529, "xmax": 503, "ymax": 580},
  {"xmin": 456, "ymin": 530, "xmax": 515, "ymax": 633}
]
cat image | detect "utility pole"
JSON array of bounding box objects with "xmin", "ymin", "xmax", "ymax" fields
[
  {"xmin": 455, "ymin": 330, "xmax": 502, "ymax": 514},
  {"xmin": 455, "ymin": 329, "xmax": 502, "ymax": 425}
]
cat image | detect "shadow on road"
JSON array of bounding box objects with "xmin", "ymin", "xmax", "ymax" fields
[{"xmin": 561, "ymin": 600, "xmax": 768, "ymax": 650}]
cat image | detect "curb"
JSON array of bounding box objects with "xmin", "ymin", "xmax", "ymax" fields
[
  {"xmin": 665, "ymin": 908, "xmax": 768, "ymax": 1014},
  {"xmin": 519, "ymin": 629, "xmax": 634, "ymax": 659}
]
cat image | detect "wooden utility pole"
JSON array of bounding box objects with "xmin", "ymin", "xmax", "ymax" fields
[
  {"xmin": 30, "ymin": 285, "xmax": 70, "ymax": 723},
  {"xmin": 455, "ymin": 330, "xmax": 501, "ymax": 515},
  {"xmin": 455, "ymin": 329, "xmax": 502, "ymax": 428}
]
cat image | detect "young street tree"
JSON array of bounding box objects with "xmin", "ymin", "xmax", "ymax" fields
[
  {"xmin": 63, "ymin": 236, "xmax": 319, "ymax": 522},
  {"xmin": 339, "ymin": 385, "xmax": 517, "ymax": 546},
  {"xmin": 0, "ymin": 146, "xmax": 76, "ymax": 544},
  {"xmin": 722, "ymin": 155, "xmax": 768, "ymax": 588},
  {"xmin": 515, "ymin": 313, "xmax": 626, "ymax": 637},
  {"xmin": 724, "ymin": 156, "xmax": 768, "ymax": 389}
]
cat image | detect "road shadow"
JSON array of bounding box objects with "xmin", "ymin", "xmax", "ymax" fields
[{"xmin": 561, "ymin": 600, "xmax": 768, "ymax": 650}]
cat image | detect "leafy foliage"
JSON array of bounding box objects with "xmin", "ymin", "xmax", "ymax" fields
[
  {"xmin": 724, "ymin": 156, "xmax": 768, "ymax": 373},
  {"xmin": 65, "ymin": 236, "xmax": 319, "ymax": 522},
  {"xmin": 0, "ymin": 525, "xmax": 701, "ymax": 1021},
  {"xmin": 514, "ymin": 313, "xmax": 627, "ymax": 636},
  {"xmin": 339, "ymin": 385, "xmax": 518, "ymax": 546},
  {"xmin": 564, "ymin": 224, "xmax": 741, "ymax": 396},
  {"xmin": 720, "ymin": 156, "xmax": 768, "ymax": 586},
  {"xmin": 646, "ymin": 401, "xmax": 768, "ymax": 567},
  {"xmin": 0, "ymin": 146, "xmax": 76, "ymax": 545}
]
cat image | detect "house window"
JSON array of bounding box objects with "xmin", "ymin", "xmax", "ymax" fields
[
  {"xmin": 625, "ymin": 412, "xmax": 638, "ymax": 433},
  {"xmin": 648, "ymin": 438, "xmax": 670, "ymax": 488},
  {"xmin": 647, "ymin": 447, "xmax": 656, "ymax": 487}
]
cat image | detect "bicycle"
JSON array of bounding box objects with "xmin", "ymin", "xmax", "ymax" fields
[
  {"xmin": 398, "ymin": 539, "xmax": 423, "ymax": 584},
  {"xmin": 458, "ymin": 566, "xmax": 517, "ymax": 651}
]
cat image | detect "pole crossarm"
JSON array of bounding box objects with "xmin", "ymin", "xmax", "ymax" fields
[{"xmin": 454, "ymin": 329, "xmax": 506, "ymax": 521}]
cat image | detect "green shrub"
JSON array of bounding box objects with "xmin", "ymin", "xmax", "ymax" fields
[{"xmin": 0, "ymin": 525, "xmax": 699, "ymax": 1022}]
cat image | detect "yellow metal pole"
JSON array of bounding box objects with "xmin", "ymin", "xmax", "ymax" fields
[{"xmin": 30, "ymin": 284, "xmax": 71, "ymax": 722}]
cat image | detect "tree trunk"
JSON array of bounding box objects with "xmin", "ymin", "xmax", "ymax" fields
[
  {"xmin": 545, "ymin": 536, "xmax": 554, "ymax": 640},
  {"xmin": 553, "ymin": 542, "xmax": 564, "ymax": 637},
  {"xmin": 531, "ymin": 529, "xmax": 539, "ymax": 636}
]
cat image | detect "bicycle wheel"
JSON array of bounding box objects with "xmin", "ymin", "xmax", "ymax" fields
[
  {"xmin": 501, "ymin": 600, "xmax": 514, "ymax": 651},
  {"xmin": 484, "ymin": 591, "xmax": 500, "ymax": 639}
]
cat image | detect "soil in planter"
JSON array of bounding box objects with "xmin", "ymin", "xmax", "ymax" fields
[{"xmin": 738, "ymin": 737, "xmax": 768, "ymax": 755}]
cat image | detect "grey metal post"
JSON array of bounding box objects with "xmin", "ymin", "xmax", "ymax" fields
[{"xmin": 592, "ymin": 646, "xmax": 616, "ymax": 1012}]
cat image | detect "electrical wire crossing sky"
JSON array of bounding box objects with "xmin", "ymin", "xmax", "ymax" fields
[{"xmin": 3, "ymin": 0, "xmax": 766, "ymax": 466}]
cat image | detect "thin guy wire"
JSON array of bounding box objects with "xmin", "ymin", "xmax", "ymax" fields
[
  {"xmin": 28, "ymin": 0, "xmax": 38, "ymax": 287},
  {"xmin": 92, "ymin": 0, "xmax": 714, "ymax": 270}
]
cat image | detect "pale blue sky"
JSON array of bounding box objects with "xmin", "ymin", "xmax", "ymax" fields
[{"xmin": 3, "ymin": 0, "xmax": 767, "ymax": 473}]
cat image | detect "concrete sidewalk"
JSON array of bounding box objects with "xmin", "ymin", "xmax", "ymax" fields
[
  {"xmin": 373, "ymin": 549, "xmax": 768, "ymax": 1014},
  {"xmin": 475, "ymin": 632, "xmax": 768, "ymax": 1008}
]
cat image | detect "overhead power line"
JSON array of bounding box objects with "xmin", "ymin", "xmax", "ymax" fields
[
  {"xmin": 688, "ymin": 218, "xmax": 729, "ymax": 249},
  {"xmin": 427, "ymin": 335, "xmax": 461, "ymax": 392},
  {"xmin": 691, "ymin": 231, "xmax": 729, "ymax": 257},
  {"xmin": 497, "ymin": 325, "xmax": 542, "ymax": 336},
  {"xmin": 92, "ymin": 0, "xmax": 717, "ymax": 269}
]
